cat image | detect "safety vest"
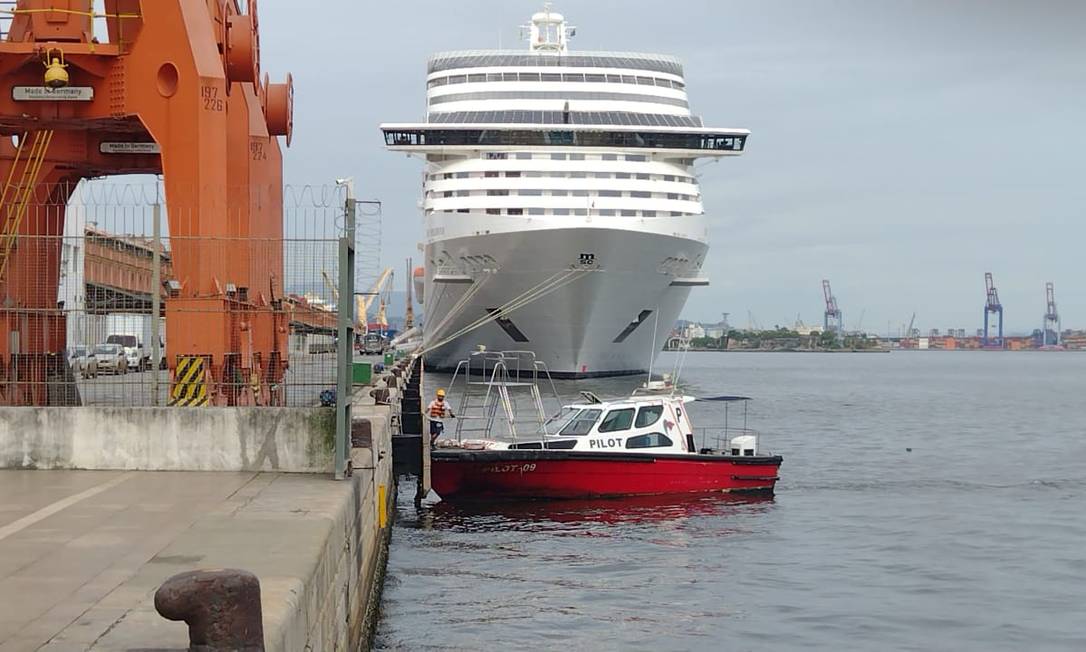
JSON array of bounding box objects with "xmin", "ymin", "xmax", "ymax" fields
[{"xmin": 428, "ymin": 399, "xmax": 450, "ymax": 419}]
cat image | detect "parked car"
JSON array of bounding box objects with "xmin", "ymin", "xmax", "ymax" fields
[
  {"xmin": 69, "ymin": 345, "xmax": 97, "ymax": 378},
  {"xmin": 92, "ymin": 343, "xmax": 128, "ymax": 375},
  {"xmin": 106, "ymin": 334, "xmax": 144, "ymax": 371}
]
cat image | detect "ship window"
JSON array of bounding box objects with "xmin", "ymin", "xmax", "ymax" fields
[
  {"xmin": 664, "ymin": 175, "xmax": 675, "ymax": 181},
  {"xmin": 442, "ymin": 173, "xmax": 454, "ymax": 179},
  {"xmin": 599, "ymin": 408, "xmax": 635, "ymax": 433},
  {"xmin": 599, "ymin": 190, "xmax": 621, "ymax": 198},
  {"xmin": 456, "ymin": 190, "xmax": 469, "ymax": 197},
  {"xmin": 584, "ymin": 74, "xmax": 606, "ymax": 83},
  {"xmin": 621, "ymin": 75, "xmax": 636, "ymax": 84},
  {"xmin": 486, "ymin": 189, "xmax": 508, "ymax": 196},
  {"xmin": 667, "ymin": 193, "xmax": 679, "ymax": 200},
  {"xmin": 541, "ymin": 73, "xmax": 561, "ymax": 82},
  {"xmin": 631, "ymin": 191, "xmax": 650, "ymax": 198},
  {"xmin": 635, "ymin": 173, "xmax": 650, "ymax": 180},
  {"xmin": 626, "ymin": 433, "xmax": 673, "ymax": 449},
  {"xmin": 528, "ymin": 208, "xmax": 545, "ymax": 215},
  {"xmin": 615, "ymin": 172, "xmax": 630, "ymax": 179},
  {"xmin": 554, "ymin": 208, "xmax": 570, "ymax": 215},
  {"xmin": 602, "ymin": 153, "xmax": 618, "ymax": 161},
  {"xmin": 505, "ymin": 171, "xmax": 521, "ymax": 177},
  {"xmin": 551, "ymin": 153, "xmax": 567, "ymax": 160},
  {"xmin": 502, "ymin": 72, "xmax": 518, "ymax": 81},
  {"xmin": 484, "ymin": 171, "xmax": 499, "ymax": 178},
  {"xmin": 635, "ymin": 405, "xmax": 664, "ymax": 428},
  {"xmin": 443, "ymin": 191, "xmax": 453, "ymax": 198},
  {"xmin": 599, "ymin": 209, "xmax": 616, "ymax": 216},
  {"xmin": 673, "ymin": 79, "xmax": 685, "ymax": 89},
  {"xmin": 572, "ymin": 190, "xmax": 589, "ymax": 197},
  {"xmin": 559, "ymin": 408, "xmax": 602, "ymax": 436},
  {"xmin": 518, "ymin": 72, "xmax": 541, "ymax": 82},
  {"xmin": 520, "ymin": 189, "xmax": 542, "ymax": 196},
  {"xmin": 569, "ymin": 171, "xmax": 586, "ymax": 178},
  {"xmin": 448, "ymin": 75, "xmax": 466, "ymax": 84},
  {"xmin": 606, "ymin": 74, "xmax": 622, "ymax": 83},
  {"xmin": 654, "ymin": 78, "xmax": 670, "ymax": 87},
  {"xmin": 457, "ymin": 208, "xmax": 469, "ymax": 213},
  {"xmin": 526, "ymin": 171, "xmax": 544, "ymax": 177},
  {"xmin": 562, "ymin": 73, "xmax": 585, "ymax": 82},
  {"xmin": 620, "ymin": 210, "xmax": 636, "ymax": 217},
  {"xmin": 573, "ymin": 208, "xmax": 588, "ymax": 216},
  {"xmin": 486, "ymin": 73, "xmax": 502, "ymax": 82},
  {"xmin": 636, "ymin": 76, "xmax": 654, "ymax": 85},
  {"xmin": 456, "ymin": 172, "xmax": 469, "ymax": 178},
  {"xmin": 594, "ymin": 172, "xmax": 610, "ymax": 179},
  {"xmin": 486, "ymin": 208, "xmax": 500, "ymax": 215},
  {"xmin": 468, "ymin": 74, "xmax": 486, "ymax": 83},
  {"xmin": 507, "ymin": 208, "xmax": 523, "ymax": 215},
  {"xmin": 551, "ymin": 190, "xmax": 567, "ymax": 196},
  {"xmin": 643, "ymin": 210, "xmax": 656, "ymax": 217},
  {"xmin": 569, "ymin": 153, "xmax": 585, "ymax": 161},
  {"xmin": 626, "ymin": 155, "xmax": 647, "ymax": 162},
  {"xmin": 515, "ymin": 152, "xmax": 533, "ymax": 160},
  {"xmin": 671, "ymin": 211, "xmax": 684, "ymax": 216}
]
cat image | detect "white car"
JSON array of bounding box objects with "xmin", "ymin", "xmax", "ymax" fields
[{"xmin": 92, "ymin": 343, "xmax": 128, "ymax": 375}]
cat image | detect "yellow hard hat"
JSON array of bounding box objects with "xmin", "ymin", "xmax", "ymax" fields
[{"xmin": 436, "ymin": 388, "xmax": 446, "ymax": 397}]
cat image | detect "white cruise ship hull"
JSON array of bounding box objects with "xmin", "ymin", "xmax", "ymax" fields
[{"xmin": 423, "ymin": 214, "xmax": 707, "ymax": 377}]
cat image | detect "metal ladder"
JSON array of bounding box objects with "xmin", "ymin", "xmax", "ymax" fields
[{"xmin": 0, "ymin": 130, "xmax": 54, "ymax": 281}]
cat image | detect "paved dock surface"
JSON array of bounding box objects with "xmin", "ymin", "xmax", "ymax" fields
[{"xmin": 0, "ymin": 469, "xmax": 357, "ymax": 651}]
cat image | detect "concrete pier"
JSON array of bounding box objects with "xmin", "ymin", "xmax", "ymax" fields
[{"xmin": 0, "ymin": 359, "xmax": 413, "ymax": 651}]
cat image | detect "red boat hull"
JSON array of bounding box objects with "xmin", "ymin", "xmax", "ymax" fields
[{"xmin": 431, "ymin": 450, "xmax": 783, "ymax": 501}]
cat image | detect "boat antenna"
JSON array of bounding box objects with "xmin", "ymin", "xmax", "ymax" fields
[{"xmin": 646, "ymin": 306, "xmax": 660, "ymax": 385}]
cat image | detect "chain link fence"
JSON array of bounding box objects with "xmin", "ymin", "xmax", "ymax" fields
[{"xmin": 0, "ymin": 179, "xmax": 368, "ymax": 407}]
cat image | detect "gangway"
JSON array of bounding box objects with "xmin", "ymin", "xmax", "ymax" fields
[{"xmin": 446, "ymin": 349, "xmax": 560, "ymax": 443}]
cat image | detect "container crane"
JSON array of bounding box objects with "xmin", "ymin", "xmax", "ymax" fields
[
  {"xmin": 1043, "ymin": 282, "xmax": 1060, "ymax": 346},
  {"xmin": 822, "ymin": 279, "xmax": 843, "ymax": 333},
  {"xmin": 983, "ymin": 272, "xmax": 1004, "ymax": 349},
  {"xmin": 404, "ymin": 258, "xmax": 415, "ymax": 330}
]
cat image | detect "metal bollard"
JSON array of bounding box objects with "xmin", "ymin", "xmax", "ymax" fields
[{"xmin": 155, "ymin": 568, "xmax": 265, "ymax": 651}]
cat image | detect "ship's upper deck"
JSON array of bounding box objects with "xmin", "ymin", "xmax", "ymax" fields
[{"xmin": 428, "ymin": 50, "xmax": 684, "ymax": 77}]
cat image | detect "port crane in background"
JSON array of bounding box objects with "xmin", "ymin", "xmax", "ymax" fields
[
  {"xmin": 1043, "ymin": 282, "xmax": 1061, "ymax": 347},
  {"xmin": 983, "ymin": 272, "xmax": 1004, "ymax": 349},
  {"xmin": 822, "ymin": 280, "xmax": 843, "ymax": 333},
  {"xmin": 404, "ymin": 258, "xmax": 415, "ymax": 330},
  {"xmin": 358, "ymin": 267, "xmax": 394, "ymax": 336},
  {"xmin": 901, "ymin": 312, "xmax": 916, "ymax": 347}
]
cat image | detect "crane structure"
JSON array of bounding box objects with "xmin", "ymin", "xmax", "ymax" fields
[
  {"xmin": 403, "ymin": 258, "xmax": 414, "ymax": 330},
  {"xmin": 1042, "ymin": 282, "xmax": 1060, "ymax": 347},
  {"xmin": 822, "ymin": 279, "xmax": 843, "ymax": 334},
  {"xmin": 0, "ymin": 1, "xmax": 294, "ymax": 406},
  {"xmin": 982, "ymin": 272, "xmax": 1004, "ymax": 349},
  {"xmin": 356, "ymin": 267, "xmax": 394, "ymax": 335}
]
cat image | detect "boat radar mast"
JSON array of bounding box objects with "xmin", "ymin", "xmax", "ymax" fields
[{"xmin": 521, "ymin": 4, "xmax": 576, "ymax": 53}]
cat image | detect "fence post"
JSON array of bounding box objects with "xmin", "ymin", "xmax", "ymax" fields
[
  {"xmin": 151, "ymin": 201, "xmax": 162, "ymax": 406},
  {"xmin": 334, "ymin": 182, "xmax": 356, "ymax": 480}
]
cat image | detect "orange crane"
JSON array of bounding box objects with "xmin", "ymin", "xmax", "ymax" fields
[{"xmin": 0, "ymin": 0, "xmax": 293, "ymax": 406}]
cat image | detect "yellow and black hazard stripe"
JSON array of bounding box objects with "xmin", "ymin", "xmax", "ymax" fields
[{"xmin": 168, "ymin": 355, "xmax": 209, "ymax": 406}]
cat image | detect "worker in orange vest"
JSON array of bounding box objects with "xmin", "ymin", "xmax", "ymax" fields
[{"xmin": 427, "ymin": 388, "xmax": 456, "ymax": 444}]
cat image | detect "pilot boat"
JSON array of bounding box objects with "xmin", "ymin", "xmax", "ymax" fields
[{"xmin": 431, "ymin": 383, "xmax": 782, "ymax": 501}]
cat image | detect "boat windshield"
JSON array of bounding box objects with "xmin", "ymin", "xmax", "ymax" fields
[{"xmin": 557, "ymin": 408, "xmax": 602, "ymax": 436}]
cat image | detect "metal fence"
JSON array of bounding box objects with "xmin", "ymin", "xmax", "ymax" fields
[{"xmin": 0, "ymin": 179, "xmax": 367, "ymax": 407}]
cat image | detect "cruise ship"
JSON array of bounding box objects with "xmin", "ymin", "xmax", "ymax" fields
[{"xmin": 381, "ymin": 7, "xmax": 748, "ymax": 377}]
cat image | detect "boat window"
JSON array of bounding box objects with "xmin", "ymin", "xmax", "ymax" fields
[
  {"xmin": 626, "ymin": 433, "xmax": 673, "ymax": 449},
  {"xmin": 486, "ymin": 73, "xmax": 503, "ymax": 82},
  {"xmin": 559, "ymin": 409, "xmax": 602, "ymax": 436},
  {"xmin": 635, "ymin": 405, "xmax": 664, "ymax": 427},
  {"xmin": 467, "ymin": 74, "xmax": 486, "ymax": 83},
  {"xmin": 599, "ymin": 408, "xmax": 635, "ymax": 433}
]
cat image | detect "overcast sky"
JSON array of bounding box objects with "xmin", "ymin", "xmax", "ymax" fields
[{"xmin": 260, "ymin": 1, "xmax": 1085, "ymax": 335}]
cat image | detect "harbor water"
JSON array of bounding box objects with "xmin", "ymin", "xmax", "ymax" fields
[{"xmin": 374, "ymin": 351, "xmax": 1086, "ymax": 651}]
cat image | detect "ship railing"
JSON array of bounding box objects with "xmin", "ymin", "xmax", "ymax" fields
[
  {"xmin": 449, "ymin": 349, "xmax": 563, "ymax": 443},
  {"xmin": 692, "ymin": 426, "xmax": 761, "ymax": 454}
]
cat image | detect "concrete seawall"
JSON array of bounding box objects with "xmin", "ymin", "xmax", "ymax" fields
[{"xmin": 0, "ymin": 360, "xmax": 412, "ymax": 650}]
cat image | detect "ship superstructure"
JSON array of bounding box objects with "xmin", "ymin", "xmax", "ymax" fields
[{"xmin": 382, "ymin": 7, "xmax": 748, "ymax": 377}]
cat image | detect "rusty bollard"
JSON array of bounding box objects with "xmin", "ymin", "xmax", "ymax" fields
[{"xmin": 155, "ymin": 568, "xmax": 264, "ymax": 651}]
